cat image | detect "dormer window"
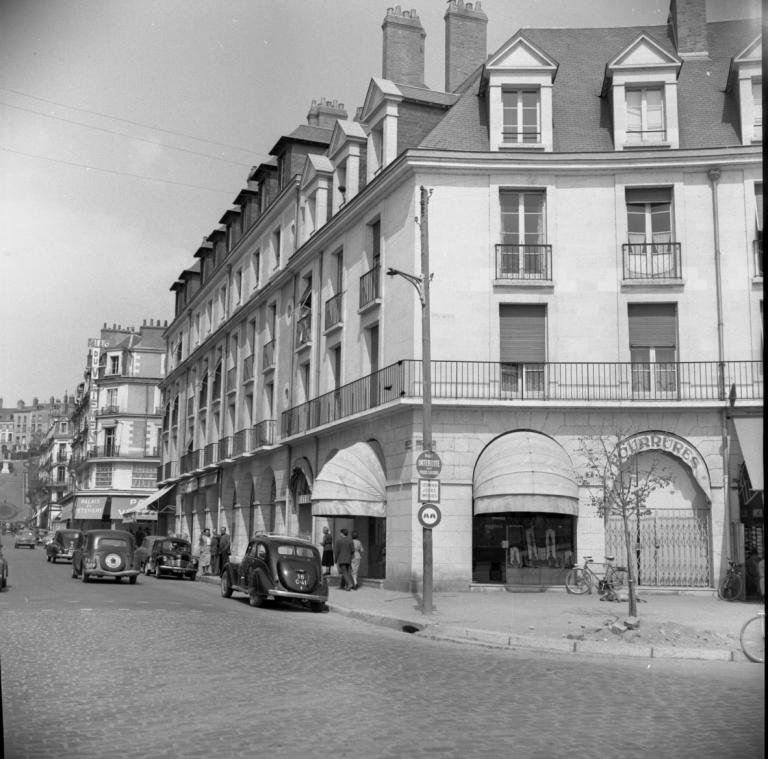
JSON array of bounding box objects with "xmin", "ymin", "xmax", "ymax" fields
[
  {"xmin": 625, "ymin": 87, "xmax": 666, "ymax": 144},
  {"xmin": 727, "ymin": 36, "xmax": 761, "ymax": 146},
  {"xmin": 502, "ymin": 89, "xmax": 540, "ymax": 144},
  {"xmin": 751, "ymin": 79, "xmax": 762, "ymax": 141}
]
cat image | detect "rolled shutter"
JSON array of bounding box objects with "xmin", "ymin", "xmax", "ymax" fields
[
  {"xmin": 625, "ymin": 187, "xmax": 672, "ymax": 205},
  {"xmin": 500, "ymin": 304, "xmax": 546, "ymax": 362},
  {"xmin": 628, "ymin": 303, "xmax": 677, "ymax": 347}
]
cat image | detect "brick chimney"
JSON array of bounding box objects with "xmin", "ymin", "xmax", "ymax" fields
[
  {"xmin": 306, "ymin": 98, "xmax": 348, "ymax": 129},
  {"xmin": 668, "ymin": 0, "xmax": 708, "ymax": 58},
  {"xmin": 445, "ymin": 0, "xmax": 487, "ymax": 93},
  {"xmin": 382, "ymin": 6, "xmax": 426, "ymax": 86}
]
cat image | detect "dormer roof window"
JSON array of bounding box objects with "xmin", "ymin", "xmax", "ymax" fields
[
  {"xmin": 298, "ymin": 154, "xmax": 333, "ymax": 244},
  {"xmin": 328, "ymin": 120, "xmax": 367, "ymax": 211},
  {"xmin": 360, "ymin": 77, "xmax": 404, "ymax": 180},
  {"xmin": 727, "ymin": 36, "xmax": 762, "ymax": 145},
  {"xmin": 484, "ymin": 33, "xmax": 558, "ymax": 152},
  {"xmin": 603, "ymin": 33, "xmax": 682, "ymax": 150}
]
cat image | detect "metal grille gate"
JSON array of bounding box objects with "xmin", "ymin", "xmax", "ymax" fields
[{"xmin": 606, "ymin": 509, "xmax": 711, "ymax": 587}]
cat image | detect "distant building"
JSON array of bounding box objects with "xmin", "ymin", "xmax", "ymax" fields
[
  {"xmin": 0, "ymin": 396, "xmax": 62, "ymax": 458},
  {"xmin": 58, "ymin": 320, "xmax": 167, "ymax": 532},
  {"xmin": 158, "ymin": 1, "xmax": 762, "ymax": 591}
]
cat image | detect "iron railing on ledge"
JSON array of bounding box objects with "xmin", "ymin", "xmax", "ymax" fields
[
  {"xmin": 495, "ymin": 244, "xmax": 552, "ymax": 281},
  {"xmin": 263, "ymin": 339, "xmax": 276, "ymax": 370},
  {"xmin": 282, "ymin": 359, "xmax": 763, "ymax": 437},
  {"xmin": 359, "ymin": 265, "xmax": 380, "ymax": 308},
  {"xmin": 622, "ymin": 242, "xmax": 682, "ymax": 280},
  {"xmin": 754, "ymin": 238, "xmax": 763, "ymax": 278},
  {"xmin": 243, "ymin": 354, "xmax": 255, "ymax": 382},
  {"xmin": 296, "ymin": 315, "xmax": 311, "ymax": 348},
  {"xmin": 324, "ymin": 292, "xmax": 343, "ymax": 330}
]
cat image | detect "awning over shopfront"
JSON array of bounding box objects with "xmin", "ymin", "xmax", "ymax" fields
[
  {"xmin": 127, "ymin": 484, "xmax": 176, "ymax": 515},
  {"xmin": 473, "ymin": 430, "xmax": 580, "ymax": 516},
  {"xmin": 58, "ymin": 503, "xmax": 73, "ymax": 521},
  {"xmin": 73, "ymin": 495, "xmax": 108, "ymax": 520},
  {"xmin": 733, "ymin": 417, "xmax": 763, "ymax": 490},
  {"xmin": 312, "ymin": 442, "xmax": 386, "ymax": 517},
  {"xmin": 108, "ymin": 496, "xmax": 148, "ymax": 521}
]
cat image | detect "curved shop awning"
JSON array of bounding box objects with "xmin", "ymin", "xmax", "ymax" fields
[
  {"xmin": 312, "ymin": 442, "xmax": 386, "ymax": 518},
  {"xmin": 473, "ymin": 430, "xmax": 579, "ymax": 516},
  {"xmin": 128, "ymin": 484, "xmax": 176, "ymax": 514}
]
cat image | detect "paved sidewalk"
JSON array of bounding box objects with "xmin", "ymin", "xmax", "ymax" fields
[{"xmin": 198, "ymin": 573, "xmax": 762, "ymax": 662}]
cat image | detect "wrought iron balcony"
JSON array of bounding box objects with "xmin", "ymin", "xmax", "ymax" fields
[
  {"xmin": 359, "ymin": 265, "xmax": 380, "ymax": 308},
  {"xmin": 324, "ymin": 292, "xmax": 343, "ymax": 330},
  {"xmin": 622, "ymin": 242, "xmax": 682, "ymax": 280},
  {"xmin": 187, "ymin": 397, "xmax": 194, "ymax": 417},
  {"xmin": 296, "ymin": 314, "xmax": 312, "ymax": 347},
  {"xmin": 282, "ymin": 359, "xmax": 763, "ymax": 437},
  {"xmin": 100, "ymin": 405, "xmax": 120, "ymax": 415},
  {"xmin": 226, "ymin": 367, "xmax": 237, "ymax": 393},
  {"xmin": 203, "ymin": 442, "xmax": 219, "ymax": 467},
  {"xmin": 495, "ymin": 244, "xmax": 552, "ymax": 281},
  {"xmin": 263, "ymin": 339, "xmax": 276, "ymax": 370},
  {"xmin": 243, "ymin": 354, "xmax": 255, "ymax": 382},
  {"xmin": 754, "ymin": 238, "xmax": 763, "ymax": 278}
]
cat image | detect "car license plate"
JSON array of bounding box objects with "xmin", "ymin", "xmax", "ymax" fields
[{"xmin": 295, "ymin": 574, "xmax": 307, "ymax": 587}]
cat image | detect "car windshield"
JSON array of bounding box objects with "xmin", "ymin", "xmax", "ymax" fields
[
  {"xmin": 161, "ymin": 540, "xmax": 189, "ymax": 552},
  {"xmin": 96, "ymin": 538, "xmax": 129, "ymax": 550},
  {"xmin": 276, "ymin": 544, "xmax": 315, "ymax": 559}
]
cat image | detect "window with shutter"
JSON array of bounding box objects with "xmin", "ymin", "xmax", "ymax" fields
[
  {"xmin": 499, "ymin": 304, "xmax": 546, "ymax": 396},
  {"xmin": 628, "ymin": 303, "xmax": 677, "ymax": 395}
]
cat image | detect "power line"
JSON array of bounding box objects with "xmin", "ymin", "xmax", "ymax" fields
[
  {"xmin": 1, "ymin": 100, "xmax": 258, "ymax": 167},
  {"xmin": 1, "ymin": 147, "xmax": 234, "ymax": 195},
  {"xmin": 0, "ymin": 85, "xmax": 266, "ymax": 156}
]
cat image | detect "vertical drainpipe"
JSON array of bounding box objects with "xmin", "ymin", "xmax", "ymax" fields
[{"xmin": 708, "ymin": 167, "xmax": 732, "ymax": 570}]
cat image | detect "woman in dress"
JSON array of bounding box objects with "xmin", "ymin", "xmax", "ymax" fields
[
  {"xmin": 350, "ymin": 531, "xmax": 364, "ymax": 590},
  {"xmin": 320, "ymin": 526, "xmax": 334, "ymax": 576},
  {"xmin": 198, "ymin": 527, "xmax": 212, "ymax": 575}
]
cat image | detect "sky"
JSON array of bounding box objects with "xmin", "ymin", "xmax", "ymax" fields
[{"xmin": 0, "ymin": 0, "xmax": 760, "ymax": 407}]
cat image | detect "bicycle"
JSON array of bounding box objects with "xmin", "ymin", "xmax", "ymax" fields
[
  {"xmin": 740, "ymin": 610, "xmax": 765, "ymax": 663},
  {"xmin": 565, "ymin": 555, "xmax": 627, "ymax": 596},
  {"xmin": 717, "ymin": 559, "xmax": 743, "ymax": 601}
]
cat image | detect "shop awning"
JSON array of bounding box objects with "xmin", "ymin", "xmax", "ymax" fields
[
  {"xmin": 109, "ymin": 496, "xmax": 148, "ymax": 520},
  {"xmin": 733, "ymin": 417, "xmax": 763, "ymax": 490},
  {"xmin": 312, "ymin": 442, "xmax": 386, "ymax": 517},
  {"xmin": 73, "ymin": 496, "xmax": 108, "ymax": 520},
  {"xmin": 473, "ymin": 430, "xmax": 579, "ymax": 516},
  {"xmin": 129, "ymin": 484, "xmax": 176, "ymax": 514},
  {"xmin": 58, "ymin": 503, "xmax": 73, "ymax": 521}
]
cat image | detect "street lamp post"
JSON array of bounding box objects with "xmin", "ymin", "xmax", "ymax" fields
[{"xmin": 387, "ymin": 185, "xmax": 434, "ymax": 614}]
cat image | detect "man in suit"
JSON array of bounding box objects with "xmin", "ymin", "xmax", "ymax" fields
[
  {"xmin": 210, "ymin": 529, "xmax": 220, "ymax": 575},
  {"xmin": 218, "ymin": 526, "xmax": 231, "ymax": 569},
  {"xmin": 334, "ymin": 528, "xmax": 354, "ymax": 591}
]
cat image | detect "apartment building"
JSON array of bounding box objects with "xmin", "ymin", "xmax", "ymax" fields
[
  {"xmin": 158, "ymin": 0, "xmax": 762, "ymax": 591},
  {"xmin": 58, "ymin": 321, "xmax": 166, "ymax": 532},
  {"xmin": 35, "ymin": 396, "xmax": 75, "ymax": 530}
]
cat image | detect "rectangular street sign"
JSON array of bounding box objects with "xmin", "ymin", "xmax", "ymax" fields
[{"xmin": 418, "ymin": 479, "xmax": 440, "ymax": 503}]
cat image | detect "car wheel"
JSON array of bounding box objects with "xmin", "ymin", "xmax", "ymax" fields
[
  {"xmin": 220, "ymin": 572, "xmax": 233, "ymax": 598},
  {"xmin": 81, "ymin": 571, "xmax": 89, "ymax": 583},
  {"xmin": 249, "ymin": 588, "xmax": 265, "ymax": 607},
  {"xmin": 144, "ymin": 562, "xmax": 151, "ymax": 575},
  {"xmin": 310, "ymin": 602, "xmax": 327, "ymax": 613},
  {"xmin": 188, "ymin": 573, "xmax": 196, "ymax": 581},
  {"xmin": 129, "ymin": 575, "xmax": 137, "ymax": 585},
  {"xmin": 115, "ymin": 576, "xmax": 122, "ymax": 582},
  {"xmin": 155, "ymin": 565, "xmax": 162, "ymax": 579}
]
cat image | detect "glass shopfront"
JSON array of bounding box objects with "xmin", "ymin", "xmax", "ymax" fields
[{"xmin": 473, "ymin": 513, "xmax": 575, "ymax": 585}]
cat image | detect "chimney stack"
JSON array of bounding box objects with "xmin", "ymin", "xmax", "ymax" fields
[
  {"xmin": 445, "ymin": 0, "xmax": 487, "ymax": 93},
  {"xmin": 669, "ymin": 0, "xmax": 708, "ymax": 58},
  {"xmin": 382, "ymin": 6, "xmax": 426, "ymax": 86},
  {"xmin": 306, "ymin": 98, "xmax": 348, "ymax": 128}
]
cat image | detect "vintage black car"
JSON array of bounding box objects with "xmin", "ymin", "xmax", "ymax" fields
[
  {"xmin": 46, "ymin": 529, "xmax": 83, "ymax": 563},
  {"xmin": 71, "ymin": 529, "xmax": 139, "ymax": 584},
  {"xmin": 220, "ymin": 534, "xmax": 328, "ymax": 612},
  {"xmin": 146, "ymin": 537, "xmax": 198, "ymax": 580},
  {"xmin": 133, "ymin": 535, "xmax": 165, "ymax": 573}
]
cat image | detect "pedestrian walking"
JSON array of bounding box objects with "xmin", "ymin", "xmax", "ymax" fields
[
  {"xmin": 351, "ymin": 530, "xmax": 364, "ymax": 590},
  {"xmin": 198, "ymin": 528, "xmax": 212, "ymax": 576},
  {"xmin": 320, "ymin": 526, "xmax": 334, "ymax": 576},
  {"xmin": 135, "ymin": 525, "xmax": 146, "ymax": 548},
  {"xmin": 334, "ymin": 528, "xmax": 354, "ymax": 591},
  {"xmin": 210, "ymin": 529, "xmax": 220, "ymax": 575},
  {"xmin": 218, "ymin": 526, "xmax": 231, "ymax": 568}
]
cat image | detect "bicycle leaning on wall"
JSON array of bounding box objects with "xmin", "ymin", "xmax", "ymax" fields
[
  {"xmin": 739, "ymin": 610, "xmax": 765, "ymax": 663},
  {"xmin": 717, "ymin": 559, "xmax": 743, "ymax": 601},
  {"xmin": 565, "ymin": 555, "xmax": 627, "ymax": 596}
]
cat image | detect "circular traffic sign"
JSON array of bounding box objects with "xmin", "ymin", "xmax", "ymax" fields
[
  {"xmin": 417, "ymin": 503, "xmax": 442, "ymax": 529},
  {"xmin": 416, "ymin": 450, "xmax": 442, "ymax": 478}
]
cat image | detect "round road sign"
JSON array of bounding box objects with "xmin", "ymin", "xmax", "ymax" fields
[
  {"xmin": 417, "ymin": 503, "xmax": 442, "ymax": 529},
  {"xmin": 416, "ymin": 450, "xmax": 442, "ymax": 478}
]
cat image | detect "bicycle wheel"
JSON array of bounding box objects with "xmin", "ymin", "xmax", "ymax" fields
[
  {"xmin": 718, "ymin": 573, "xmax": 742, "ymax": 601},
  {"xmin": 608, "ymin": 568, "xmax": 626, "ymax": 591},
  {"xmin": 565, "ymin": 568, "xmax": 591, "ymax": 594},
  {"xmin": 740, "ymin": 615, "xmax": 765, "ymax": 663}
]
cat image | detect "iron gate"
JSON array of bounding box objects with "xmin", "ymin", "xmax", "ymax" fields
[{"xmin": 606, "ymin": 509, "xmax": 711, "ymax": 587}]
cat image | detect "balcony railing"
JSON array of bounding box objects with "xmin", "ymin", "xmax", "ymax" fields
[
  {"xmin": 100, "ymin": 405, "xmax": 120, "ymax": 414},
  {"xmin": 324, "ymin": 292, "xmax": 343, "ymax": 330},
  {"xmin": 226, "ymin": 367, "xmax": 237, "ymax": 393},
  {"xmin": 495, "ymin": 244, "xmax": 552, "ymax": 281},
  {"xmin": 203, "ymin": 442, "xmax": 219, "ymax": 467},
  {"xmin": 282, "ymin": 359, "xmax": 764, "ymax": 436},
  {"xmin": 296, "ymin": 314, "xmax": 312, "ymax": 347},
  {"xmin": 86, "ymin": 445, "xmax": 160, "ymax": 459},
  {"xmin": 622, "ymin": 242, "xmax": 682, "ymax": 280},
  {"xmin": 233, "ymin": 429, "xmax": 249, "ymax": 456},
  {"xmin": 181, "ymin": 449, "xmax": 202, "ymax": 474},
  {"xmin": 263, "ymin": 339, "xmax": 276, "ymax": 370},
  {"xmin": 187, "ymin": 397, "xmax": 194, "ymax": 417},
  {"xmin": 754, "ymin": 238, "xmax": 763, "ymax": 277},
  {"xmin": 359, "ymin": 265, "xmax": 380, "ymax": 308},
  {"xmin": 219, "ymin": 436, "xmax": 233, "ymax": 461}
]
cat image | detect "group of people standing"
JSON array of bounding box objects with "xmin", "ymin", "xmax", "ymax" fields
[
  {"xmin": 321, "ymin": 526, "xmax": 363, "ymax": 590},
  {"xmin": 197, "ymin": 526, "xmax": 231, "ymax": 576}
]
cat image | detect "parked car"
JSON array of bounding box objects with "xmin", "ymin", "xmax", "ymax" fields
[
  {"xmin": 146, "ymin": 537, "xmax": 198, "ymax": 580},
  {"xmin": 133, "ymin": 535, "xmax": 165, "ymax": 573},
  {"xmin": 71, "ymin": 529, "xmax": 139, "ymax": 584},
  {"xmin": 46, "ymin": 529, "xmax": 83, "ymax": 563},
  {"xmin": 14, "ymin": 530, "xmax": 37, "ymax": 549},
  {"xmin": 0, "ymin": 548, "xmax": 7, "ymax": 590},
  {"xmin": 220, "ymin": 534, "xmax": 328, "ymax": 612}
]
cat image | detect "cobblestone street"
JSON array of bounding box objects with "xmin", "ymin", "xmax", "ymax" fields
[{"xmin": 1, "ymin": 549, "xmax": 764, "ymax": 758}]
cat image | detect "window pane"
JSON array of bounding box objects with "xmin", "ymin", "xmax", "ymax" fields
[
  {"xmin": 500, "ymin": 192, "xmax": 520, "ymax": 244},
  {"xmin": 626, "ymin": 90, "xmax": 642, "ymax": 131},
  {"xmin": 627, "ymin": 205, "xmax": 646, "ymax": 241},
  {"xmin": 650, "ymin": 203, "xmax": 671, "ymax": 240}
]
